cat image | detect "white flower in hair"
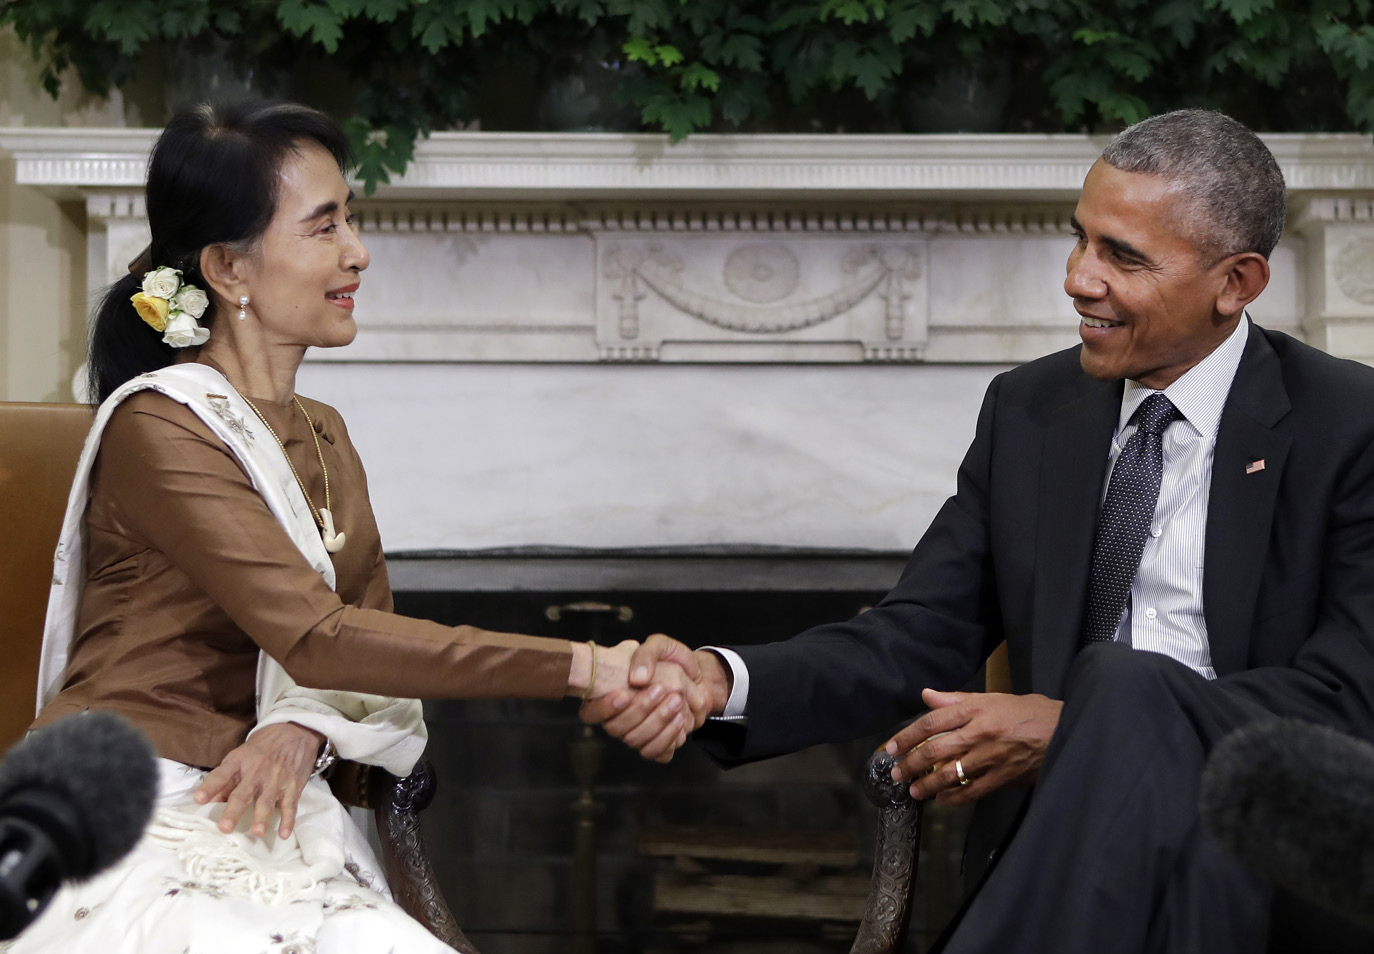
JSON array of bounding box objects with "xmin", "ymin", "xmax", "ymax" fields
[
  {"xmin": 134, "ymin": 263, "xmax": 211, "ymax": 348},
  {"xmin": 171, "ymin": 285, "xmax": 209, "ymax": 319},
  {"xmin": 162, "ymin": 311, "xmax": 210, "ymax": 348},
  {"xmin": 141, "ymin": 267, "xmax": 182, "ymax": 300}
]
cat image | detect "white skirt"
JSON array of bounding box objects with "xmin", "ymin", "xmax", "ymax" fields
[{"xmin": 2, "ymin": 760, "xmax": 455, "ymax": 954}]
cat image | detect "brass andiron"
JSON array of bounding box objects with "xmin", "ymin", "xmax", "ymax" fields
[{"xmin": 545, "ymin": 600, "xmax": 634, "ymax": 954}]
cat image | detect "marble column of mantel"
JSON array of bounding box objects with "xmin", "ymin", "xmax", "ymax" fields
[{"xmin": 5, "ymin": 129, "xmax": 1374, "ymax": 553}]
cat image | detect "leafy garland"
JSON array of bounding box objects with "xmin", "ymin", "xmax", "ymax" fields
[{"xmin": 5, "ymin": 0, "xmax": 1374, "ymax": 193}]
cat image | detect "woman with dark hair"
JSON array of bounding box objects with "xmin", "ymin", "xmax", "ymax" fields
[{"xmin": 15, "ymin": 100, "xmax": 705, "ymax": 954}]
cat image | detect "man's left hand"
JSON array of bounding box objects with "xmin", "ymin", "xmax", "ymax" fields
[{"xmin": 885, "ymin": 689, "xmax": 1063, "ymax": 806}]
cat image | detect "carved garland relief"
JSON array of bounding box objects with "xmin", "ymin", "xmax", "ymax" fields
[{"xmin": 599, "ymin": 239, "xmax": 928, "ymax": 361}]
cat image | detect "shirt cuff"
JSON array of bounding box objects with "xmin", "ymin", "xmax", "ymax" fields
[{"xmin": 702, "ymin": 646, "xmax": 749, "ymax": 722}]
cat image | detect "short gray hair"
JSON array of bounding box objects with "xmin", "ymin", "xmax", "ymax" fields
[{"xmin": 1101, "ymin": 109, "xmax": 1286, "ymax": 260}]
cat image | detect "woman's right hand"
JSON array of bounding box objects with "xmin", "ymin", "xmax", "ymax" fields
[{"xmin": 571, "ymin": 638, "xmax": 709, "ymax": 762}]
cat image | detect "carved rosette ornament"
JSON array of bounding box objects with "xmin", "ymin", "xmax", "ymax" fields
[
  {"xmin": 1334, "ymin": 237, "xmax": 1374, "ymax": 305},
  {"xmin": 723, "ymin": 244, "xmax": 801, "ymax": 302}
]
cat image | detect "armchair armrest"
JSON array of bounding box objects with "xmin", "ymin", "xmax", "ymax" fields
[
  {"xmin": 330, "ymin": 758, "xmax": 479, "ymax": 953},
  {"xmin": 850, "ymin": 750, "xmax": 923, "ymax": 954}
]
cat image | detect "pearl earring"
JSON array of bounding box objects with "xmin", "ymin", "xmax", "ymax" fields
[{"xmin": 237, "ymin": 295, "xmax": 249, "ymax": 321}]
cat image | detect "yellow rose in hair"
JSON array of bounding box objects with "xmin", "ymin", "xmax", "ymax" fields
[{"xmin": 131, "ymin": 291, "xmax": 170, "ymax": 332}]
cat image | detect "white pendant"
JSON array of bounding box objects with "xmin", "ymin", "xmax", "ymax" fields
[{"xmin": 320, "ymin": 508, "xmax": 346, "ymax": 554}]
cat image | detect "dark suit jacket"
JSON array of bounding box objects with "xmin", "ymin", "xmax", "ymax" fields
[{"xmin": 711, "ymin": 323, "xmax": 1374, "ymax": 887}]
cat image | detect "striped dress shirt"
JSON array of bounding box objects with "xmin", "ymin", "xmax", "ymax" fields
[{"xmin": 1105, "ymin": 315, "xmax": 1251, "ymax": 679}]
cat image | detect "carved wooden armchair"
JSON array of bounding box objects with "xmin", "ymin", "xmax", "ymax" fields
[
  {"xmin": 849, "ymin": 644, "xmax": 1012, "ymax": 954},
  {"xmin": 0, "ymin": 401, "xmax": 475, "ymax": 952},
  {"xmin": 327, "ymin": 760, "xmax": 476, "ymax": 952}
]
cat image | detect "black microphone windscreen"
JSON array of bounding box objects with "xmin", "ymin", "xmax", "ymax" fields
[
  {"xmin": 0, "ymin": 712, "xmax": 157, "ymax": 876},
  {"xmin": 1200, "ymin": 718, "xmax": 1374, "ymax": 928}
]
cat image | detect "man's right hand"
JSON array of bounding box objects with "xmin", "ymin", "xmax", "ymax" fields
[{"xmin": 579, "ymin": 634, "xmax": 731, "ymax": 761}]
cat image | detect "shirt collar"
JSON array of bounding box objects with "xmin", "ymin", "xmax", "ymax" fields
[{"xmin": 1117, "ymin": 314, "xmax": 1250, "ymax": 440}]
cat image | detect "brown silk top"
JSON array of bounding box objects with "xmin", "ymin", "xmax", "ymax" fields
[{"xmin": 33, "ymin": 376, "xmax": 571, "ymax": 768}]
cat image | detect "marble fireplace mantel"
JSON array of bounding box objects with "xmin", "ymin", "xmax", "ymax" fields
[
  {"xmin": 7, "ymin": 129, "xmax": 1374, "ymax": 364},
  {"xmin": 5, "ymin": 129, "xmax": 1374, "ymax": 554}
]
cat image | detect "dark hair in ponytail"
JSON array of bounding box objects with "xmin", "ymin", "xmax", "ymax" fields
[{"xmin": 87, "ymin": 100, "xmax": 351, "ymax": 402}]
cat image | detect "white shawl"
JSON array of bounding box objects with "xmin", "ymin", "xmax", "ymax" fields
[{"xmin": 37, "ymin": 363, "xmax": 425, "ymax": 775}]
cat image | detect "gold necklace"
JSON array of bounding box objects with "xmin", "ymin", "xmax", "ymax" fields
[{"xmin": 241, "ymin": 395, "xmax": 346, "ymax": 554}]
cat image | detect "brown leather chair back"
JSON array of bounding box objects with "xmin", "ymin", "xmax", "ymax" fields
[
  {"xmin": 0, "ymin": 403, "xmax": 93, "ymax": 750},
  {"xmin": 985, "ymin": 641, "xmax": 1012, "ymax": 693}
]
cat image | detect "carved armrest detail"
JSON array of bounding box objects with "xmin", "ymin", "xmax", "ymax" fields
[
  {"xmin": 330, "ymin": 759, "xmax": 479, "ymax": 953},
  {"xmin": 851, "ymin": 750, "xmax": 922, "ymax": 954}
]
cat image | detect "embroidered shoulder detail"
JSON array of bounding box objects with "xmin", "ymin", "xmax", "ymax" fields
[{"xmin": 205, "ymin": 393, "xmax": 255, "ymax": 446}]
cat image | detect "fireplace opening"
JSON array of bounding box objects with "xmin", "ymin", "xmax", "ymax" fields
[{"xmin": 391, "ymin": 548, "xmax": 978, "ymax": 954}]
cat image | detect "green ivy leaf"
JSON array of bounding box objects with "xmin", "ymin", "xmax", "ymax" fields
[
  {"xmin": 718, "ymin": 33, "xmax": 763, "ymax": 71},
  {"xmin": 731, "ymin": 13, "xmax": 768, "ymax": 34},
  {"xmin": 412, "ymin": 1, "xmax": 464, "ymax": 52},
  {"xmin": 821, "ymin": 0, "xmax": 881, "ymax": 25},
  {"xmin": 1047, "ymin": 66, "xmax": 1109, "ymax": 123},
  {"xmin": 886, "ymin": 0, "xmax": 938, "ymax": 43},
  {"xmin": 1098, "ymin": 91, "xmax": 1150, "ymax": 124},
  {"xmin": 1345, "ymin": 69, "xmax": 1374, "ymax": 128},
  {"xmin": 160, "ymin": 7, "xmax": 212, "ymax": 40},
  {"xmin": 551, "ymin": 0, "xmax": 605, "ymax": 24},
  {"xmin": 717, "ymin": 82, "xmax": 769, "ymax": 125},
  {"xmin": 941, "ymin": 0, "xmax": 1006, "ymax": 28},
  {"xmin": 1150, "ymin": 0, "xmax": 1202, "ymax": 47},
  {"xmin": 1321, "ymin": 22, "xmax": 1374, "ymax": 70},
  {"xmin": 1213, "ymin": 0, "xmax": 1277, "ymax": 25},
  {"xmin": 771, "ymin": 6, "xmax": 822, "ymax": 31},
  {"xmin": 851, "ymin": 50, "xmax": 895, "ymax": 97},
  {"xmin": 82, "ymin": 4, "xmax": 154, "ymax": 55},
  {"xmin": 212, "ymin": 9, "xmax": 243, "ymax": 34},
  {"xmin": 344, "ymin": 115, "xmax": 420, "ymax": 195},
  {"xmin": 362, "ymin": 0, "xmax": 412, "ymax": 22},
  {"xmin": 462, "ymin": 0, "xmax": 505, "ymax": 38},
  {"xmin": 623, "ymin": 36, "xmax": 658, "ymax": 63},
  {"xmin": 1242, "ymin": 45, "xmax": 1293, "ymax": 85},
  {"xmin": 1107, "ymin": 49, "xmax": 1156, "ymax": 82},
  {"xmin": 656, "ymin": 42, "xmax": 684, "ymax": 66},
  {"xmin": 610, "ymin": 0, "xmax": 672, "ymax": 37},
  {"xmin": 639, "ymin": 88, "xmax": 711, "ymax": 140},
  {"xmin": 278, "ymin": 0, "xmax": 345, "ymax": 53},
  {"xmin": 680, "ymin": 61, "xmax": 721, "ymax": 91}
]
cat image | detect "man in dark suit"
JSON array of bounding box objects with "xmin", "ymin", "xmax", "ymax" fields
[{"xmin": 582, "ymin": 109, "xmax": 1374, "ymax": 951}]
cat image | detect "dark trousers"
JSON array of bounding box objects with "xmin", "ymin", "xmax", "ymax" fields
[{"xmin": 940, "ymin": 643, "xmax": 1273, "ymax": 954}]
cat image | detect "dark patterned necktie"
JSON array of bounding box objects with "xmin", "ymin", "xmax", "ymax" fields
[{"xmin": 1081, "ymin": 393, "xmax": 1183, "ymax": 646}]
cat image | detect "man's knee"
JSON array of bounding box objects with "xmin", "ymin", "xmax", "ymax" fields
[
  {"xmin": 1066, "ymin": 643, "xmax": 1196, "ymax": 710},
  {"xmin": 1043, "ymin": 645, "xmax": 1210, "ymax": 784}
]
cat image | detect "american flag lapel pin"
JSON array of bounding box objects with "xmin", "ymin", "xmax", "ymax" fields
[{"xmin": 1246, "ymin": 459, "xmax": 1266, "ymax": 475}]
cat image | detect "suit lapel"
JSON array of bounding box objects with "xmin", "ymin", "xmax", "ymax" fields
[
  {"xmin": 1204, "ymin": 327, "xmax": 1292, "ymax": 677},
  {"xmin": 1031, "ymin": 374, "xmax": 1122, "ymax": 698}
]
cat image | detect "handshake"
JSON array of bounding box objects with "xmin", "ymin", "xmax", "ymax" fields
[{"xmin": 571, "ymin": 635, "xmax": 731, "ymax": 762}]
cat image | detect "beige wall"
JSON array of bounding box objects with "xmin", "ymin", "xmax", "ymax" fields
[{"xmin": 0, "ymin": 29, "xmax": 138, "ymax": 402}]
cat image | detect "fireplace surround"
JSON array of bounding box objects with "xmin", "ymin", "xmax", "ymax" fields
[{"xmin": 5, "ymin": 127, "xmax": 1374, "ymax": 950}]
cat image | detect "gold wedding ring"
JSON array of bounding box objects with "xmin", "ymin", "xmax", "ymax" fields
[{"xmin": 954, "ymin": 758, "xmax": 970, "ymax": 786}]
